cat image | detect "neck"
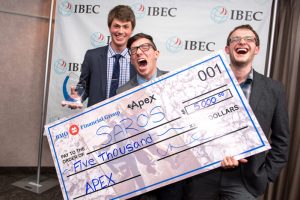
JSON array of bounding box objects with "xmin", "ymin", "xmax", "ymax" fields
[
  {"xmin": 110, "ymin": 43, "xmax": 126, "ymax": 53},
  {"xmin": 230, "ymin": 64, "xmax": 252, "ymax": 84}
]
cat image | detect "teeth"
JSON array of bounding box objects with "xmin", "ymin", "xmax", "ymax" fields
[{"xmin": 236, "ymin": 48, "xmax": 248, "ymax": 53}]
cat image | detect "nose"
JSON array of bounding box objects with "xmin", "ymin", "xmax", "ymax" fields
[
  {"xmin": 136, "ymin": 47, "xmax": 143, "ymax": 55},
  {"xmin": 118, "ymin": 26, "xmax": 124, "ymax": 34},
  {"xmin": 239, "ymin": 38, "xmax": 246, "ymax": 44}
]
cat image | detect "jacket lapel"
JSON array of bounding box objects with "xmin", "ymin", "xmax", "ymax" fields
[
  {"xmin": 99, "ymin": 46, "xmax": 108, "ymax": 98},
  {"xmin": 249, "ymin": 70, "xmax": 264, "ymax": 112}
]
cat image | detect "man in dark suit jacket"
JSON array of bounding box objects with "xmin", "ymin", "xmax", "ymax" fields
[
  {"xmin": 62, "ymin": 5, "xmax": 136, "ymax": 108},
  {"xmin": 117, "ymin": 33, "xmax": 184, "ymax": 200},
  {"xmin": 185, "ymin": 24, "xmax": 289, "ymax": 199}
]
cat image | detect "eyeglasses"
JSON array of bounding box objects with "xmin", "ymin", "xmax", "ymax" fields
[
  {"xmin": 129, "ymin": 43, "xmax": 155, "ymax": 55},
  {"xmin": 229, "ymin": 36, "xmax": 256, "ymax": 44}
]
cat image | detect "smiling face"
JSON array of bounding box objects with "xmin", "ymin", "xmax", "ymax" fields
[
  {"xmin": 109, "ymin": 19, "xmax": 133, "ymax": 52},
  {"xmin": 129, "ymin": 38, "xmax": 159, "ymax": 80},
  {"xmin": 225, "ymin": 28, "xmax": 260, "ymax": 69}
]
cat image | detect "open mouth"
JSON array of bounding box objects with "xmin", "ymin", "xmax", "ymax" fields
[
  {"xmin": 138, "ymin": 58, "xmax": 148, "ymax": 67},
  {"xmin": 235, "ymin": 48, "xmax": 249, "ymax": 54}
]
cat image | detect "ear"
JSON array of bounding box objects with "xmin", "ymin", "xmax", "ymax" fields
[
  {"xmin": 155, "ymin": 50, "xmax": 160, "ymax": 59},
  {"xmin": 254, "ymin": 46, "xmax": 260, "ymax": 55},
  {"xmin": 225, "ymin": 46, "xmax": 230, "ymax": 54}
]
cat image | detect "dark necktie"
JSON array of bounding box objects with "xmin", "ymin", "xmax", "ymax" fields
[{"xmin": 109, "ymin": 54, "xmax": 121, "ymax": 97}]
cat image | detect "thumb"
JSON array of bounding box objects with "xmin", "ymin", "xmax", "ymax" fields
[
  {"xmin": 239, "ymin": 158, "xmax": 248, "ymax": 163},
  {"xmin": 70, "ymin": 86, "xmax": 76, "ymax": 95}
]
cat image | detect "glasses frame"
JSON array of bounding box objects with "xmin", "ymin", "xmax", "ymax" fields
[
  {"xmin": 129, "ymin": 43, "xmax": 155, "ymax": 55},
  {"xmin": 229, "ymin": 36, "xmax": 257, "ymax": 44}
]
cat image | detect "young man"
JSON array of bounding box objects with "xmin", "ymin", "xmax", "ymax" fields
[
  {"xmin": 117, "ymin": 33, "xmax": 184, "ymax": 200},
  {"xmin": 117, "ymin": 33, "xmax": 167, "ymax": 93},
  {"xmin": 63, "ymin": 5, "xmax": 136, "ymax": 108},
  {"xmin": 185, "ymin": 24, "xmax": 289, "ymax": 199}
]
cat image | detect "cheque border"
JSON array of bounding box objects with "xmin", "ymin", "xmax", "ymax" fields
[{"xmin": 46, "ymin": 52, "xmax": 268, "ymax": 200}]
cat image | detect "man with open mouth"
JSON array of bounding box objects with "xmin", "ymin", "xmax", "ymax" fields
[
  {"xmin": 185, "ymin": 24, "xmax": 289, "ymax": 200},
  {"xmin": 117, "ymin": 33, "xmax": 184, "ymax": 200}
]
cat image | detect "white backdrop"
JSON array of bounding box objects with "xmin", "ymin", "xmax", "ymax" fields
[{"xmin": 46, "ymin": 0, "xmax": 274, "ymax": 124}]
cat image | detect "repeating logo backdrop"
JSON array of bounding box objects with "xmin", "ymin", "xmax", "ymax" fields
[{"xmin": 46, "ymin": 0, "xmax": 274, "ymax": 124}]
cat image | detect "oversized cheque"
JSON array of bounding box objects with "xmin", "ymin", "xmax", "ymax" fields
[{"xmin": 45, "ymin": 51, "xmax": 271, "ymax": 200}]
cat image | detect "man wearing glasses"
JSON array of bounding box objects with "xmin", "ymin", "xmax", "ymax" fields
[
  {"xmin": 117, "ymin": 33, "xmax": 184, "ymax": 200},
  {"xmin": 185, "ymin": 24, "xmax": 289, "ymax": 199},
  {"xmin": 117, "ymin": 33, "xmax": 167, "ymax": 93}
]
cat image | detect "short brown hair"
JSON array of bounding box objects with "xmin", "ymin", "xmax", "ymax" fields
[
  {"xmin": 107, "ymin": 5, "xmax": 136, "ymax": 30},
  {"xmin": 226, "ymin": 24, "xmax": 260, "ymax": 46},
  {"xmin": 127, "ymin": 33, "xmax": 157, "ymax": 50}
]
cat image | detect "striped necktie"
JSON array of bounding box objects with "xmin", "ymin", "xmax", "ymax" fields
[{"xmin": 109, "ymin": 54, "xmax": 121, "ymax": 97}]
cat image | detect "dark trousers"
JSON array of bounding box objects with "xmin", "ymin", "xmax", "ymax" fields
[
  {"xmin": 128, "ymin": 180, "xmax": 185, "ymax": 200},
  {"xmin": 184, "ymin": 167, "xmax": 257, "ymax": 200}
]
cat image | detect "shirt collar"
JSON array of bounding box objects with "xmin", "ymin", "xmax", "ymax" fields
[
  {"xmin": 108, "ymin": 44, "xmax": 129, "ymax": 58},
  {"xmin": 137, "ymin": 70, "xmax": 158, "ymax": 85},
  {"xmin": 240, "ymin": 68, "xmax": 253, "ymax": 85}
]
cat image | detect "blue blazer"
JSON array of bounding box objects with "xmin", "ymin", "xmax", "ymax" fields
[{"xmin": 78, "ymin": 46, "xmax": 136, "ymax": 107}]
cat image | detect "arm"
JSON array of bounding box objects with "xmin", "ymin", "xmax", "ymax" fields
[{"xmin": 265, "ymin": 83, "xmax": 289, "ymax": 181}]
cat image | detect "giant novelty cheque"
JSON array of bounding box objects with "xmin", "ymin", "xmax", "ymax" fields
[{"xmin": 45, "ymin": 51, "xmax": 271, "ymax": 200}]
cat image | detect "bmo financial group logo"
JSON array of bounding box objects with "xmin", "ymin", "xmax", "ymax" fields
[
  {"xmin": 211, "ymin": 6, "xmax": 263, "ymax": 23},
  {"xmin": 58, "ymin": 0, "xmax": 100, "ymax": 16},
  {"xmin": 166, "ymin": 36, "xmax": 215, "ymax": 53}
]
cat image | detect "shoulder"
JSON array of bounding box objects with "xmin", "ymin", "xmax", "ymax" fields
[
  {"xmin": 157, "ymin": 68, "xmax": 169, "ymax": 76},
  {"xmin": 85, "ymin": 46, "xmax": 108, "ymax": 56},
  {"xmin": 253, "ymin": 70, "xmax": 285, "ymax": 95},
  {"xmin": 116, "ymin": 76, "xmax": 137, "ymax": 94}
]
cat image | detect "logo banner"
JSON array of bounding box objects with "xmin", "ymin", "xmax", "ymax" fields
[{"xmin": 46, "ymin": 0, "xmax": 274, "ymax": 124}]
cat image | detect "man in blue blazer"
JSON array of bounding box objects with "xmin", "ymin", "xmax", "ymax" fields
[
  {"xmin": 185, "ymin": 24, "xmax": 289, "ymax": 199},
  {"xmin": 63, "ymin": 5, "xmax": 137, "ymax": 108}
]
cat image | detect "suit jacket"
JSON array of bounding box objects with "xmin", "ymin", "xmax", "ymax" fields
[
  {"xmin": 78, "ymin": 45, "xmax": 136, "ymax": 107},
  {"xmin": 241, "ymin": 70, "xmax": 289, "ymax": 196},
  {"xmin": 116, "ymin": 68, "xmax": 168, "ymax": 94}
]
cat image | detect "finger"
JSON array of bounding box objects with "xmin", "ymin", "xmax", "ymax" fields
[
  {"xmin": 239, "ymin": 158, "xmax": 248, "ymax": 163},
  {"xmin": 61, "ymin": 101, "xmax": 67, "ymax": 107},
  {"xmin": 221, "ymin": 156, "xmax": 232, "ymax": 168},
  {"xmin": 70, "ymin": 86, "xmax": 79, "ymax": 97}
]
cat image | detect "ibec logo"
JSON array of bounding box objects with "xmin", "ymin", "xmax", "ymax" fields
[
  {"xmin": 53, "ymin": 59, "xmax": 82, "ymax": 75},
  {"xmin": 90, "ymin": 32, "xmax": 110, "ymax": 48},
  {"xmin": 166, "ymin": 36, "xmax": 215, "ymax": 53},
  {"xmin": 131, "ymin": 3, "xmax": 177, "ymax": 19},
  {"xmin": 54, "ymin": 59, "xmax": 68, "ymax": 75},
  {"xmin": 131, "ymin": 3, "xmax": 147, "ymax": 19},
  {"xmin": 58, "ymin": 0, "xmax": 100, "ymax": 16},
  {"xmin": 69, "ymin": 124, "xmax": 80, "ymax": 136},
  {"xmin": 211, "ymin": 6, "xmax": 263, "ymax": 24},
  {"xmin": 166, "ymin": 36, "xmax": 183, "ymax": 53}
]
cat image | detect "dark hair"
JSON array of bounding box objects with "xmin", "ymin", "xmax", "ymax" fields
[
  {"xmin": 127, "ymin": 33, "xmax": 157, "ymax": 50},
  {"xmin": 226, "ymin": 24, "xmax": 260, "ymax": 46},
  {"xmin": 107, "ymin": 5, "xmax": 136, "ymax": 29}
]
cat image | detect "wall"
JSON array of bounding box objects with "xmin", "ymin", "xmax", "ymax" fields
[{"xmin": 0, "ymin": 0, "xmax": 54, "ymax": 166}]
